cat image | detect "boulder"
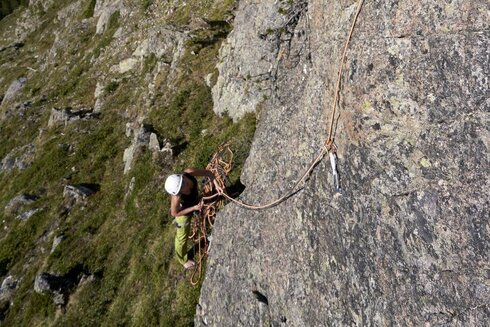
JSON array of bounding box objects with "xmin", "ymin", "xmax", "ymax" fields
[
  {"xmin": 123, "ymin": 124, "xmax": 167, "ymax": 174},
  {"xmin": 0, "ymin": 276, "xmax": 17, "ymax": 302},
  {"xmin": 148, "ymin": 133, "xmax": 160, "ymax": 152},
  {"xmin": 50, "ymin": 235, "xmax": 64, "ymax": 254},
  {"xmin": 47, "ymin": 107, "xmax": 99, "ymax": 127},
  {"xmin": 123, "ymin": 145, "xmax": 136, "ymax": 174},
  {"xmin": 0, "ymin": 144, "xmax": 35, "ymax": 173},
  {"xmin": 148, "ymin": 133, "xmax": 172, "ymax": 154},
  {"xmin": 34, "ymin": 265, "xmax": 91, "ymax": 306},
  {"xmin": 34, "ymin": 273, "xmax": 68, "ymax": 306},
  {"xmin": 5, "ymin": 193, "xmax": 38, "ymax": 215},
  {"xmin": 16, "ymin": 208, "xmax": 42, "ymax": 222},
  {"xmin": 119, "ymin": 58, "xmax": 138, "ymax": 74},
  {"xmin": 1, "ymin": 77, "xmax": 27, "ymax": 105},
  {"xmin": 34, "ymin": 273, "xmax": 57, "ymax": 294},
  {"xmin": 63, "ymin": 184, "xmax": 100, "ymax": 202},
  {"xmin": 94, "ymin": 81, "xmax": 104, "ymax": 99}
]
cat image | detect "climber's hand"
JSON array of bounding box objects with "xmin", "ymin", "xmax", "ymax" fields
[{"xmin": 194, "ymin": 201, "xmax": 203, "ymax": 212}]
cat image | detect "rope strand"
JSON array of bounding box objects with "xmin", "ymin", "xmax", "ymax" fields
[{"xmin": 327, "ymin": 0, "xmax": 365, "ymax": 144}]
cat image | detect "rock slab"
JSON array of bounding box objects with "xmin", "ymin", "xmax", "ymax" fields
[{"xmin": 197, "ymin": 0, "xmax": 489, "ymax": 326}]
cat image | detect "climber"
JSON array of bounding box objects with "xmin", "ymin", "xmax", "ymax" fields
[{"xmin": 164, "ymin": 168, "xmax": 223, "ymax": 269}]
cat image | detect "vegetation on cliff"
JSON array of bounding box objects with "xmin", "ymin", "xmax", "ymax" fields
[{"xmin": 0, "ymin": 0, "xmax": 254, "ymax": 326}]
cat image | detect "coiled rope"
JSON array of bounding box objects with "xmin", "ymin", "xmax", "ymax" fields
[{"xmin": 189, "ymin": 145, "xmax": 233, "ymax": 285}]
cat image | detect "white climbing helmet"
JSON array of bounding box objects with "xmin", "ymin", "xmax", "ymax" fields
[{"xmin": 164, "ymin": 174, "xmax": 183, "ymax": 195}]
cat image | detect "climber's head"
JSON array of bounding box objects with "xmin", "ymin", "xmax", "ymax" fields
[{"xmin": 164, "ymin": 174, "xmax": 183, "ymax": 195}]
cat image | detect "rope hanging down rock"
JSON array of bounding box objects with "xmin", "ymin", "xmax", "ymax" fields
[{"xmin": 203, "ymin": 0, "xmax": 365, "ymax": 210}]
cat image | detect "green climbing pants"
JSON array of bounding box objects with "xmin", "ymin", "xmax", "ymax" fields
[{"xmin": 174, "ymin": 215, "xmax": 191, "ymax": 265}]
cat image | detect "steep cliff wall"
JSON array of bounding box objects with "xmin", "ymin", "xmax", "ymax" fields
[{"xmin": 198, "ymin": 0, "xmax": 489, "ymax": 326}]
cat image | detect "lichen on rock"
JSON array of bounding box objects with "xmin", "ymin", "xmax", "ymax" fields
[{"xmin": 197, "ymin": 0, "xmax": 490, "ymax": 325}]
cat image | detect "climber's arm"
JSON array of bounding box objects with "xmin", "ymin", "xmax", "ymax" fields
[
  {"xmin": 169, "ymin": 194, "xmax": 202, "ymax": 217},
  {"xmin": 183, "ymin": 167, "xmax": 223, "ymax": 193},
  {"xmin": 183, "ymin": 167, "xmax": 214, "ymax": 179}
]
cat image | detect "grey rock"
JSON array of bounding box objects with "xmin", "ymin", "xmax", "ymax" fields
[
  {"xmin": 148, "ymin": 133, "xmax": 160, "ymax": 152},
  {"xmin": 125, "ymin": 122, "xmax": 133, "ymax": 138},
  {"xmin": 135, "ymin": 124, "xmax": 153, "ymax": 146},
  {"xmin": 123, "ymin": 144, "xmax": 136, "ymax": 174},
  {"xmin": 160, "ymin": 141, "xmax": 173, "ymax": 155},
  {"xmin": 94, "ymin": 98, "xmax": 103, "ymax": 112},
  {"xmin": 211, "ymin": 1, "xmax": 285, "ymax": 121},
  {"xmin": 34, "ymin": 272, "xmax": 65, "ymax": 306},
  {"xmin": 33, "ymin": 273, "xmax": 67, "ymax": 306},
  {"xmin": 94, "ymin": 81, "xmax": 104, "ymax": 99},
  {"xmin": 34, "ymin": 267, "xmax": 90, "ymax": 307},
  {"xmin": 95, "ymin": 1, "xmax": 121, "ymax": 34},
  {"xmin": 123, "ymin": 124, "xmax": 169, "ymax": 174},
  {"xmin": 204, "ymin": 73, "xmax": 214, "ymax": 88},
  {"xmin": 0, "ymin": 144, "xmax": 36, "ymax": 173},
  {"xmin": 47, "ymin": 107, "xmax": 99, "ymax": 128},
  {"xmin": 0, "ymin": 276, "xmax": 17, "ymax": 302},
  {"xmin": 78, "ymin": 274, "xmax": 96, "ymax": 287},
  {"xmin": 197, "ymin": 0, "xmax": 490, "ymax": 326},
  {"xmin": 33, "ymin": 273, "xmax": 56, "ymax": 294},
  {"xmin": 124, "ymin": 177, "xmax": 136, "ymax": 201},
  {"xmin": 132, "ymin": 27, "xmax": 188, "ymax": 62},
  {"xmin": 118, "ymin": 57, "xmax": 138, "ymax": 73},
  {"xmin": 5, "ymin": 193, "xmax": 38, "ymax": 214},
  {"xmin": 93, "ymin": 82, "xmax": 105, "ymax": 112},
  {"xmin": 50, "ymin": 235, "xmax": 64, "ymax": 254},
  {"xmin": 148, "ymin": 132, "xmax": 172, "ymax": 155},
  {"xmin": 52, "ymin": 292, "xmax": 65, "ymax": 306},
  {"xmin": 16, "ymin": 208, "xmax": 41, "ymax": 222},
  {"xmin": 63, "ymin": 184, "xmax": 99, "ymax": 202},
  {"xmin": 1, "ymin": 77, "xmax": 27, "ymax": 105}
]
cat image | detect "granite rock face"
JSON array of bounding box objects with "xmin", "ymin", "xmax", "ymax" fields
[
  {"xmin": 211, "ymin": 1, "xmax": 285, "ymax": 121},
  {"xmin": 197, "ymin": 0, "xmax": 489, "ymax": 326}
]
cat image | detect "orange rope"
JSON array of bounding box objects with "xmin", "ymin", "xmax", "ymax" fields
[
  {"xmin": 327, "ymin": 0, "xmax": 365, "ymax": 144},
  {"xmin": 189, "ymin": 145, "xmax": 233, "ymax": 285}
]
